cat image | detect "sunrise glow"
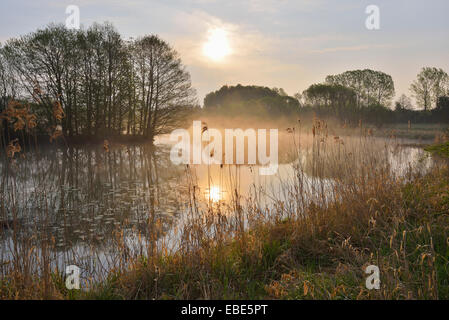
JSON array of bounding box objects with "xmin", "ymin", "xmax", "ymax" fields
[{"xmin": 202, "ymin": 28, "xmax": 231, "ymax": 61}]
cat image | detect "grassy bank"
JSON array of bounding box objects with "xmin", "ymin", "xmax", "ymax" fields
[
  {"xmin": 425, "ymin": 142, "xmax": 449, "ymax": 158},
  {"xmin": 1, "ymin": 129, "xmax": 448, "ymax": 300},
  {"xmin": 379, "ymin": 123, "xmax": 448, "ymax": 141},
  {"xmin": 80, "ymin": 165, "xmax": 449, "ymax": 300}
]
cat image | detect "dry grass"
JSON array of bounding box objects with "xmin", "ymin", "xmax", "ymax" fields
[
  {"xmin": 1, "ymin": 109, "xmax": 448, "ymax": 300},
  {"xmin": 84, "ymin": 164, "xmax": 449, "ymax": 300}
]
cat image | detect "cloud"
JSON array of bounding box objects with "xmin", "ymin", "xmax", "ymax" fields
[{"xmin": 1, "ymin": 0, "xmax": 448, "ymax": 104}]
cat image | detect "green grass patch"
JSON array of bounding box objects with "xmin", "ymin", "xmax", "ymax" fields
[{"xmin": 425, "ymin": 142, "xmax": 449, "ymax": 158}]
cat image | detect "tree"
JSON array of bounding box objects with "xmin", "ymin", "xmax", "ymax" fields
[
  {"xmin": 132, "ymin": 35, "xmax": 197, "ymax": 141},
  {"xmin": 0, "ymin": 45, "xmax": 19, "ymax": 109},
  {"xmin": 410, "ymin": 67, "xmax": 449, "ymax": 111},
  {"xmin": 326, "ymin": 69, "xmax": 395, "ymax": 108},
  {"xmin": 302, "ymin": 83, "xmax": 357, "ymax": 118},
  {"xmin": 395, "ymin": 94, "xmax": 413, "ymax": 111},
  {"xmin": 3, "ymin": 24, "xmax": 87, "ymax": 136},
  {"xmin": 0, "ymin": 45, "xmax": 20, "ymax": 140},
  {"xmin": 433, "ymin": 96, "xmax": 449, "ymax": 123},
  {"xmin": 293, "ymin": 92, "xmax": 303, "ymax": 107},
  {"xmin": 303, "ymin": 83, "xmax": 356, "ymax": 107},
  {"xmin": 272, "ymin": 87, "xmax": 288, "ymax": 96},
  {"xmin": 0, "ymin": 23, "xmax": 197, "ymax": 142},
  {"xmin": 203, "ymin": 85, "xmax": 300, "ymax": 116}
]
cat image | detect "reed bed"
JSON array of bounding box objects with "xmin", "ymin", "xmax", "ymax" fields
[{"xmin": 0, "ymin": 108, "xmax": 448, "ymax": 299}]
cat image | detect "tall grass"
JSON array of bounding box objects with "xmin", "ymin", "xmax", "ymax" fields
[{"xmin": 0, "ymin": 105, "xmax": 448, "ymax": 299}]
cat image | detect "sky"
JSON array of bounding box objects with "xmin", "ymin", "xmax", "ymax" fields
[{"xmin": 0, "ymin": 0, "xmax": 448, "ymax": 106}]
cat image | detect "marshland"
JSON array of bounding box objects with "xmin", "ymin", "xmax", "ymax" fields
[{"xmin": 0, "ymin": 21, "xmax": 449, "ymax": 300}]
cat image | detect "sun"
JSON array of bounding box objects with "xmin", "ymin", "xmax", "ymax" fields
[
  {"xmin": 207, "ymin": 185, "xmax": 222, "ymax": 203},
  {"xmin": 202, "ymin": 28, "xmax": 231, "ymax": 62}
]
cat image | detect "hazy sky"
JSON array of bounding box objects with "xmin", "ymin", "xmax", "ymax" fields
[{"xmin": 1, "ymin": 0, "xmax": 448, "ymax": 105}]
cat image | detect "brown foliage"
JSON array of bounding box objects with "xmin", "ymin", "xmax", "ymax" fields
[{"xmin": 0, "ymin": 101, "xmax": 37, "ymax": 131}]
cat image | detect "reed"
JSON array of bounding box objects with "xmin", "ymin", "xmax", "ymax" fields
[{"xmin": 0, "ymin": 106, "xmax": 448, "ymax": 300}]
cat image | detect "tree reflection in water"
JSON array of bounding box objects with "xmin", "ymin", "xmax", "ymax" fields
[{"xmin": 0, "ymin": 144, "xmax": 187, "ymax": 278}]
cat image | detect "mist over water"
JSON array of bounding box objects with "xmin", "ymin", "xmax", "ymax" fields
[{"xmin": 0, "ymin": 131, "xmax": 433, "ymax": 280}]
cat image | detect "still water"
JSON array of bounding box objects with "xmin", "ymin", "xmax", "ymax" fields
[{"xmin": 0, "ymin": 135, "xmax": 433, "ymax": 280}]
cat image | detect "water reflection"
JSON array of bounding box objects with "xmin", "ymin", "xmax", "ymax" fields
[
  {"xmin": 206, "ymin": 186, "xmax": 222, "ymax": 203},
  {"xmin": 0, "ymin": 144, "xmax": 190, "ymax": 278},
  {"xmin": 0, "ymin": 137, "xmax": 433, "ymax": 278}
]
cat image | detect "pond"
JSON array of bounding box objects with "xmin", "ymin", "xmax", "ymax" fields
[{"xmin": 0, "ymin": 134, "xmax": 433, "ymax": 282}]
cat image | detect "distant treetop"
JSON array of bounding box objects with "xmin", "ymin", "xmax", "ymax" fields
[{"xmin": 203, "ymin": 84, "xmax": 300, "ymax": 117}]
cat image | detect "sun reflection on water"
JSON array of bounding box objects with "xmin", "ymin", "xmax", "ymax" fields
[{"xmin": 206, "ymin": 185, "xmax": 222, "ymax": 203}]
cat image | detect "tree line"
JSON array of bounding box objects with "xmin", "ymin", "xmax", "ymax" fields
[
  {"xmin": 299, "ymin": 67, "xmax": 449, "ymax": 125},
  {"xmin": 0, "ymin": 23, "xmax": 197, "ymax": 142},
  {"xmin": 1, "ymin": 22, "xmax": 448, "ymax": 143},
  {"xmin": 203, "ymin": 84, "xmax": 300, "ymax": 117},
  {"xmin": 203, "ymin": 67, "xmax": 449, "ymax": 125}
]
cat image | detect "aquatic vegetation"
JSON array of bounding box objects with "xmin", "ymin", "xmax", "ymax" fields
[{"xmin": 0, "ymin": 117, "xmax": 447, "ymax": 300}]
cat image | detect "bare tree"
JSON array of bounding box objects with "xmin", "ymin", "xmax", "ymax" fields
[
  {"xmin": 132, "ymin": 35, "xmax": 196, "ymax": 141},
  {"xmin": 0, "ymin": 45, "xmax": 19, "ymax": 108},
  {"xmin": 410, "ymin": 67, "xmax": 449, "ymax": 110},
  {"xmin": 1, "ymin": 24, "xmax": 196, "ymax": 142},
  {"xmin": 395, "ymin": 94, "xmax": 413, "ymax": 111}
]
